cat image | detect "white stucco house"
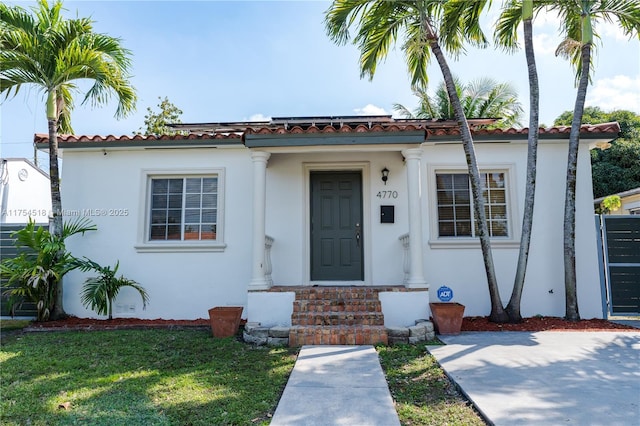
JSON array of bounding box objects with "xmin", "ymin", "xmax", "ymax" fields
[
  {"xmin": 0, "ymin": 158, "xmax": 51, "ymax": 224},
  {"xmin": 35, "ymin": 116, "xmax": 619, "ymax": 341}
]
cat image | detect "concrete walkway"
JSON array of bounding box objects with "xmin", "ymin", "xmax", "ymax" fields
[
  {"xmin": 427, "ymin": 331, "xmax": 640, "ymax": 426},
  {"xmin": 271, "ymin": 345, "xmax": 400, "ymax": 426}
]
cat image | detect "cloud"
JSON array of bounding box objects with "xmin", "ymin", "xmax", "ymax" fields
[
  {"xmin": 353, "ymin": 104, "xmax": 388, "ymax": 116},
  {"xmin": 246, "ymin": 113, "xmax": 271, "ymax": 122},
  {"xmin": 586, "ymin": 75, "xmax": 640, "ymax": 113},
  {"xmin": 533, "ymin": 33, "xmax": 559, "ymax": 56}
]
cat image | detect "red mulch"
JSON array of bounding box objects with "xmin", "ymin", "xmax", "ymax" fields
[
  {"xmin": 20, "ymin": 315, "xmax": 637, "ymax": 332},
  {"xmin": 462, "ymin": 316, "xmax": 637, "ymax": 332}
]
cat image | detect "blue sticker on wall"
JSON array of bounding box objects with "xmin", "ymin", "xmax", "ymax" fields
[{"xmin": 437, "ymin": 286, "xmax": 453, "ymax": 302}]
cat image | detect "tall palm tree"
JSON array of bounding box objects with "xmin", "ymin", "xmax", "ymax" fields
[
  {"xmin": 325, "ymin": 0, "xmax": 509, "ymax": 322},
  {"xmin": 494, "ymin": 0, "xmax": 540, "ymax": 322},
  {"xmin": 546, "ymin": 0, "xmax": 640, "ymax": 320},
  {"xmin": 1, "ymin": 0, "xmax": 136, "ymax": 319},
  {"xmin": 394, "ymin": 76, "xmax": 524, "ymax": 128}
]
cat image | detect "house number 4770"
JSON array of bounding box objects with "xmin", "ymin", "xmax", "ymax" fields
[{"xmin": 376, "ymin": 191, "xmax": 398, "ymax": 199}]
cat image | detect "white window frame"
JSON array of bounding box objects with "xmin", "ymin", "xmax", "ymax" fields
[
  {"xmin": 135, "ymin": 168, "xmax": 226, "ymax": 252},
  {"xmin": 427, "ymin": 163, "xmax": 520, "ymax": 249}
]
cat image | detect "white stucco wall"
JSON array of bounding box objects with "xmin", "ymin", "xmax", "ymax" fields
[
  {"xmin": 421, "ymin": 140, "xmax": 603, "ymax": 318},
  {"xmin": 1, "ymin": 158, "xmax": 51, "ymax": 224},
  {"xmin": 59, "ymin": 136, "xmax": 605, "ymax": 320}
]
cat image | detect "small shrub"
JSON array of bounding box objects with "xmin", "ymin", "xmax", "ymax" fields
[{"xmin": 77, "ymin": 259, "xmax": 149, "ymax": 319}]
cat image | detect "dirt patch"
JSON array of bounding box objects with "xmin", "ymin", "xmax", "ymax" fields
[
  {"xmin": 25, "ymin": 317, "xmax": 211, "ymax": 331},
  {"xmin": 462, "ymin": 316, "xmax": 637, "ymax": 332},
  {"xmin": 20, "ymin": 315, "xmax": 638, "ymax": 332}
]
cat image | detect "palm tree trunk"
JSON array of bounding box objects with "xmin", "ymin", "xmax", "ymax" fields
[
  {"xmin": 564, "ymin": 41, "xmax": 590, "ymax": 321},
  {"xmin": 506, "ymin": 5, "xmax": 539, "ymax": 323},
  {"xmin": 47, "ymin": 91, "xmax": 67, "ymax": 320},
  {"xmin": 425, "ymin": 23, "xmax": 508, "ymax": 323}
]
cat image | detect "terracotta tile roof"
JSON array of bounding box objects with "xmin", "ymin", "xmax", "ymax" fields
[{"xmin": 33, "ymin": 119, "xmax": 620, "ymax": 145}]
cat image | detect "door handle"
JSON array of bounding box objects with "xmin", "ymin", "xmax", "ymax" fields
[{"xmin": 355, "ymin": 222, "xmax": 361, "ymax": 247}]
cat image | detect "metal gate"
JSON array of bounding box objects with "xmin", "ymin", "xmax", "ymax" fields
[
  {"xmin": 0, "ymin": 223, "xmax": 42, "ymax": 317},
  {"xmin": 597, "ymin": 215, "xmax": 640, "ymax": 316}
]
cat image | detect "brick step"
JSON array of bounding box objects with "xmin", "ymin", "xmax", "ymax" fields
[
  {"xmin": 293, "ymin": 287, "xmax": 384, "ymax": 301},
  {"xmin": 293, "ymin": 300, "xmax": 382, "ymax": 313},
  {"xmin": 292, "ymin": 311, "xmax": 385, "ymax": 327},
  {"xmin": 289, "ymin": 325, "xmax": 388, "ymax": 346}
]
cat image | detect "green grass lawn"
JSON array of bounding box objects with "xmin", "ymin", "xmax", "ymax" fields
[
  {"xmin": 378, "ymin": 344, "xmax": 485, "ymax": 425},
  {"xmin": 1, "ymin": 325, "xmax": 483, "ymax": 425},
  {"xmin": 0, "ymin": 329, "xmax": 296, "ymax": 425}
]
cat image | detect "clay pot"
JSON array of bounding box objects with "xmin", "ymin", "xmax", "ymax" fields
[
  {"xmin": 429, "ymin": 302, "xmax": 465, "ymax": 335},
  {"xmin": 208, "ymin": 307, "xmax": 243, "ymax": 338}
]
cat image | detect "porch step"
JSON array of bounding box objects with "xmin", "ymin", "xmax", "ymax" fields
[
  {"xmin": 292, "ymin": 312, "xmax": 384, "ymax": 326},
  {"xmin": 289, "ymin": 325, "xmax": 388, "ymax": 346},
  {"xmin": 289, "ymin": 286, "xmax": 388, "ymax": 346}
]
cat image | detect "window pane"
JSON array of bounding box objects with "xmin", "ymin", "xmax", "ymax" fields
[
  {"xmin": 150, "ymin": 225, "xmax": 166, "ymax": 240},
  {"xmin": 167, "ymin": 209, "xmax": 182, "ymax": 224},
  {"xmin": 490, "ymin": 205, "xmax": 507, "ymax": 220},
  {"xmin": 491, "ymin": 220, "xmax": 508, "ymax": 236},
  {"xmin": 453, "ymin": 174, "xmax": 469, "ymax": 189},
  {"xmin": 168, "ymin": 179, "xmax": 183, "ymax": 193},
  {"xmin": 185, "ymin": 178, "xmax": 202, "ymax": 193},
  {"xmin": 438, "ymin": 206, "xmax": 455, "ymax": 220},
  {"xmin": 436, "ymin": 174, "xmax": 453, "ymax": 190},
  {"xmin": 151, "ymin": 209, "xmax": 167, "ymax": 224},
  {"xmin": 202, "ymin": 178, "xmax": 218, "ymax": 192},
  {"xmin": 456, "ymin": 204, "xmax": 472, "ymax": 220},
  {"xmin": 184, "ymin": 209, "xmax": 200, "ymax": 223},
  {"xmin": 437, "ymin": 190, "xmax": 453, "ymax": 204},
  {"xmin": 489, "ymin": 173, "xmax": 505, "ymax": 188},
  {"xmin": 201, "ymin": 224, "xmax": 216, "ymax": 240},
  {"xmin": 439, "ymin": 222, "xmax": 455, "ymax": 236},
  {"xmin": 167, "ymin": 225, "xmax": 181, "ymax": 240},
  {"xmin": 202, "ymin": 194, "xmax": 217, "ymax": 208},
  {"xmin": 202, "ymin": 209, "xmax": 217, "ymax": 223},
  {"xmin": 184, "ymin": 225, "xmax": 200, "ymax": 240},
  {"xmin": 168, "ymin": 194, "xmax": 183, "ymax": 208},
  {"xmin": 152, "ymin": 179, "xmax": 168, "ymax": 194},
  {"xmin": 185, "ymin": 193, "xmax": 201, "ymax": 208},
  {"xmin": 456, "ymin": 221, "xmax": 472, "ymax": 236},
  {"xmin": 454, "ymin": 191, "xmax": 470, "ymax": 204},
  {"xmin": 490, "ymin": 190, "xmax": 506, "ymax": 203},
  {"xmin": 152, "ymin": 194, "xmax": 167, "ymax": 209}
]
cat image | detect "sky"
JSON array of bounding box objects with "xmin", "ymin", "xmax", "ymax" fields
[{"xmin": 2, "ymin": 0, "xmax": 639, "ymax": 167}]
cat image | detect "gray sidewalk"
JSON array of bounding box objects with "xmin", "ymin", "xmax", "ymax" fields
[
  {"xmin": 427, "ymin": 331, "xmax": 640, "ymax": 426},
  {"xmin": 271, "ymin": 345, "xmax": 400, "ymax": 426}
]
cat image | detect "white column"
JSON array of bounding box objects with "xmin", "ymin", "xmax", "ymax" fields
[
  {"xmin": 402, "ymin": 148, "xmax": 428, "ymax": 289},
  {"xmin": 249, "ymin": 151, "xmax": 271, "ymax": 290}
]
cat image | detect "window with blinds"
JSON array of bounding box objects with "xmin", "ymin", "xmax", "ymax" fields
[
  {"xmin": 149, "ymin": 176, "xmax": 218, "ymax": 241},
  {"xmin": 436, "ymin": 172, "xmax": 508, "ymax": 238}
]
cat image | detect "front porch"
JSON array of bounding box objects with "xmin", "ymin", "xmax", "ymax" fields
[{"xmin": 244, "ymin": 286, "xmax": 434, "ymax": 346}]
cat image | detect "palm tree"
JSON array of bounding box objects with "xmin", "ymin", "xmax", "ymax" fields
[
  {"xmin": 0, "ymin": 0, "xmax": 136, "ymax": 319},
  {"xmin": 325, "ymin": 0, "xmax": 509, "ymax": 322},
  {"xmin": 0, "ymin": 218, "xmax": 96, "ymax": 321},
  {"xmin": 545, "ymin": 0, "xmax": 640, "ymax": 320},
  {"xmin": 494, "ymin": 0, "xmax": 540, "ymax": 322},
  {"xmin": 77, "ymin": 259, "xmax": 149, "ymax": 320},
  {"xmin": 394, "ymin": 76, "xmax": 524, "ymax": 128}
]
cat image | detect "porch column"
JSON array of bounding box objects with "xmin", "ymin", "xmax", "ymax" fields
[
  {"xmin": 402, "ymin": 148, "xmax": 428, "ymax": 289},
  {"xmin": 249, "ymin": 151, "xmax": 271, "ymax": 290}
]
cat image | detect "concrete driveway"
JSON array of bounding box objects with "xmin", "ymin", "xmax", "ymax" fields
[{"xmin": 427, "ymin": 331, "xmax": 640, "ymax": 426}]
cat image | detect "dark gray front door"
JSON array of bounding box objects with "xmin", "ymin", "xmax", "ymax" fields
[{"xmin": 310, "ymin": 171, "xmax": 363, "ymax": 281}]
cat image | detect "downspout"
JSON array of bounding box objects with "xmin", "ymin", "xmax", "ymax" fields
[{"xmin": 0, "ymin": 159, "xmax": 9, "ymax": 222}]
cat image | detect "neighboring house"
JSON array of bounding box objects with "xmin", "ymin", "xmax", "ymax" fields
[
  {"xmin": 594, "ymin": 187, "xmax": 640, "ymax": 215},
  {"xmin": 0, "ymin": 158, "xmax": 51, "ymax": 224},
  {"xmin": 35, "ymin": 116, "xmax": 620, "ymax": 328}
]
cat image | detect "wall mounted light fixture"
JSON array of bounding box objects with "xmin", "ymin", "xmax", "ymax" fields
[{"xmin": 381, "ymin": 167, "xmax": 389, "ymax": 185}]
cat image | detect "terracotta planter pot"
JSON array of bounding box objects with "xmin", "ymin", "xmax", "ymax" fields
[
  {"xmin": 429, "ymin": 302, "xmax": 465, "ymax": 335},
  {"xmin": 208, "ymin": 307, "xmax": 243, "ymax": 338}
]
